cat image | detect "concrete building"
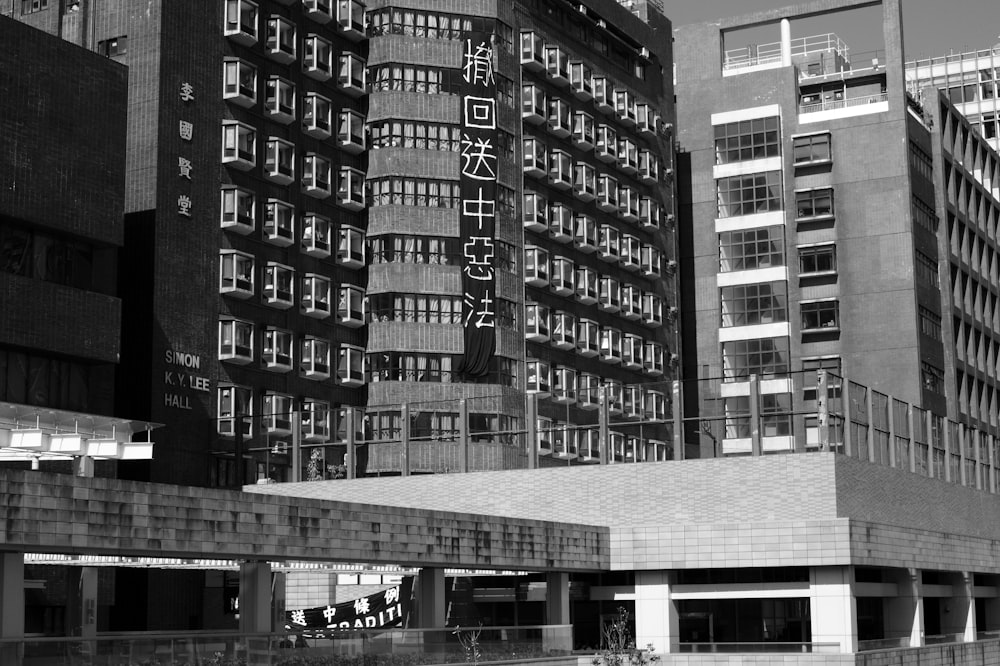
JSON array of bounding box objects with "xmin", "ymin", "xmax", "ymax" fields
[{"xmin": 671, "ymin": 0, "xmax": 983, "ymax": 455}]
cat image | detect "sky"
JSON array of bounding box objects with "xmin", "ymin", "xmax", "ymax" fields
[{"xmin": 663, "ymin": 0, "xmax": 1000, "ymax": 61}]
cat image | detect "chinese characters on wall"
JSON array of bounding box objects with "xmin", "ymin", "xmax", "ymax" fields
[
  {"xmin": 177, "ymin": 81, "xmax": 195, "ymax": 217},
  {"xmin": 455, "ymin": 34, "xmax": 498, "ymax": 378}
]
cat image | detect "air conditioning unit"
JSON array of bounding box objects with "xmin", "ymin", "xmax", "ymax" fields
[
  {"xmin": 668, "ymin": 306, "xmax": 678, "ymax": 319},
  {"xmin": 670, "ymin": 353, "xmax": 680, "ymax": 364},
  {"xmin": 597, "ymin": 19, "xmax": 606, "ymax": 28},
  {"xmin": 667, "ymin": 259, "xmax": 677, "ymax": 272},
  {"xmin": 640, "ymin": 47, "xmax": 650, "ymax": 59}
]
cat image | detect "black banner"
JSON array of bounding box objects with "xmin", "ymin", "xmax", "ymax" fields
[
  {"xmin": 455, "ymin": 32, "xmax": 498, "ymax": 378},
  {"xmin": 285, "ymin": 577, "xmax": 412, "ymax": 631}
]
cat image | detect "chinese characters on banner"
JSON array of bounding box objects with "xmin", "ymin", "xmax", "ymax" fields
[
  {"xmin": 285, "ymin": 577, "xmax": 413, "ymax": 632},
  {"xmin": 455, "ymin": 33, "xmax": 498, "ymax": 378}
]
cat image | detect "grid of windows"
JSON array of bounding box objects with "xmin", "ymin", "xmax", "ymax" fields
[
  {"xmin": 919, "ymin": 306, "xmax": 942, "ymax": 340},
  {"xmin": 801, "ymin": 300, "xmax": 840, "ymax": 331},
  {"xmin": 798, "ymin": 244, "xmax": 836, "ymax": 275},
  {"xmin": 713, "ymin": 117, "xmax": 780, "ymax": 164},
  {"xmin": 368, "ymin": 293, "xmax": 463, "ymax": 323},
  {"xmin": 369, "ymin": 120, "xmax": 461, "ymax": 151},
  {"xmin": 795, "ymin": 188, "xmax": 834, "ymax": 219},
  {"xmin": 792, "ymin": 133, "xmax": 831, "ymax": 164},
  {"xmin": 368, "ymin": 64, "xmax": 462, "ymax": 95},
  {"xmin": 367, "ymin": 8, "xmax": 512, "ymax": 50},
  {"xmin": 719, "ymin": 226, "xmax": 784, "ymax": 272},
  {"xmin": 909, "ymin": 142, "xmax": 933, "ymax": 181},
  {"xmin": 722, "ymin": 337, "xmax": 789, "ymax": 380},
  {"xmin": 720, "ymin": 282, "xmax": 787, "ymax": 327},
  {"xmin": 912, "ymin": 197, "xmax": 938, "ymax": 233},
  {"xmin": 369, "ymin": 235, "xmax": 461, "ymax": 265},
  {"xmin": 716, "ymin": 171, "xmax": 782, "ymax": 218},
  {"xmin": 368, "ymin": 178, "xmax": 461, "ymax": 208},
  {"xmin": 922, "ymin": 361, "xmax": 944, "ymax": 394}
]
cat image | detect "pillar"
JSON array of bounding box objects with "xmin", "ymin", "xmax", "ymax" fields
[
  {"xmin": 272, "ymin": 572, "xmax": 286, "ymax": 635},
  {"xmin": 939, "ymin": 571, "xmax": 976, "ymax": 641},
  {"xmin": 885, "ymin": 568, "xmax": 923, "ymax": 647},
  {"xmin": 780, "ymin": 18, "xmax": 792, "ymax": 67},
  {"xmin": 0, "ymin": 553, "xmax": 24, "ymax": 666},
  {"xmin": 545, "ymin": 572, "xmax": 572, "ymax": 652},
  {"xmin": 239, "ymin": 561, "xmax": 273, "ymax": 633},
  {"xmin": 809, "ymin": 566, "xmax": 857, "ymax": 653},
  {"xmin": 67, "ymin": 567, "xmax": 98, "ymax": 638},
  {"xmin": 635, "ymin": 571, "xmax": 679, "ymax": 654},
  {"xmin": 415, "ymin": 567, "xmax": 446, "ymax": 628}
]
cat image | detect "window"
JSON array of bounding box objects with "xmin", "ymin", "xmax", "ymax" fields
[
  {"xmin": 370, "ymin": 63, "xmax": 460, "ymax": 95},
  {"xmin": 550, "ymin": 256, "xmax": 575, "ymax": 295},
  {"xmin": 545, "ymin": 45, "xmax": 568, "ymax": 83},
  {"xmin": 219, "ymin": 251, "xmax": 254, "ymax": 297},
  {"xmin": 265, "ymin": 15, "xmax": 296, "ymax": 62},
  {"xmin": 370, "ymin": 120, "xmax": 461, "ymax": 151},
  {"xmin": 909, "ymin": 142, "xmax": 933, "ymax": 182},
  {"xmin": 302, "ymin": 92, "xmax": 332, "ymax": 138},
  {"xmin": 263, "ymin": 199, "xmax": 294, "ymax": 246},
  {"xmin": 263, "ymin": 262, "xmax": 294, "ymax": 309},
  {"xmin": 525, "ymin": 303, "xmax": 550, "ymax": 342},
  {"xmin": 367, "ymin": 293, "xmax": 463, "ymax": 324},
  {"xmin": 337, "ymin": 284, "xmax": 365, "ymax": 327},
  {"xmin": 599, "ymin": 327, "xmax": 622, "ymax": 364},
  {"xmin": 301, "ymin": 273, "xmax": 331, "ymax": 318},
  {"xmin": 336, "ymin": 0, "xmax": 365, "ymax": 37},
  {"xmin": 722, "ymin": 337, "xmax": 789, "ymax": 380},
  {"xmin": 219, "ymin": 318, "xmax": 253, "ymax": 364},
  {"xmin": 795, "ymin": 188, "xmax": 834, "ymax": 219},
  {"xmin": 262, "ymin": 328, "xmax": 293, "ymax": 372},
  {"xmin": 575, "ymin": 265, "xmax": 598, "ymax": 304},
  {"xmin": 369, "ymin": 234, "xmax": 460, "ymax": 265},
  {"xmin": 621, "ymin": 235, "xmax": 641, "ymax": 271},
  {"xmin": 622, "ymin": 334, "xmax": 643, "ymax": 369},
  {"xmin": 220, "ymin": 187, "xmax": 255, "ymax": 232},
  {"xmin": 596, "ymin": 124, "xmax": 617, "ymax": 162},
  {"xmin": 520, "ymin": 31, "xmax": 545, "ymax": 69},
  {"xmin": 217, "ymin": 385, "xmax": 252, "ymax": 436},
  {"xmin": 549, "ymin": 149, "xmax": 572, "ymax": 188},
  {"xmin": 721, "ymin": 282, "xmax": 787, "ymax": 327},
  {"xmin": 97, "ymin": 35, "xmax": 128, "ymax": 57},
  {"xmin": 714, "ymin": 116, "xmax": 780, "ymax": 164},
  {"xmin": 522, "ymin": 84, "xmax": 547, "ymax": 122},
  {"xmin": 798, "ymin": 243, "xmax": 836, "ymax": 275},
  {"xmin": 338, "ymin": 344, "xmax": 365, "ymax": 386},
  {"xmin": 592, "ymin": 76, "xmax": 612, "ymax": 111},
  {"xmin": 717, "ymin": 171, "xmax": 782, "ymax": 218},
  {"xmin": 223, "ymin": 59, "xmax": 256, "ymax": 107},
  {"xmin": 264, "ymin": 76, "xmax": 295, "ymax": 122},
  {"xmin": 301, "ymin": 214, "xmax": 331, "ymax": 258},
  {"xmin": 919, "ymin": 306, "xmax": 942, "ymax": 340},
  {"xmin": 638, "ymin": 149, "xmax": 659, "ymax": 183},
  {"xmin": 548, "ymin": 203, "xmax": 574, "ymax": 242},
  {"xmin": 793, "ymin": 133, "xmax": 831, "ymax": 164},
  {"xmin": 636, "ymin": 103, "xmax": 658, "ymax": 135},
  {"xmin": 641, "ymin": 292, "xmax": 663, "ymax": 326},
  {"xmin": 337, "ymin": 167, "xmax": 365, "ymax": 209},
  {"xmin": 224, "ymin": 0, "xmax": 257, "ymax": 44},
  {"xmin": 303, "ymin": 34, "xmax": 333, "ymax": 80},
  {"xmin": 641, "ymin": 244, "xmax": 661, "ymax": 277},
  {"xmin": 569, "ymin": 61, "xmax": 592, "ymax": 99},
  {"xmin": 527, "ymin": 360, "xmax": 551, "ymax": 397},
  {"xmin": 221, "ymin": 121, "xmax": 255, "ymax": 170},
  {"xmin": 337, "ymin": 225, "xmax": 365, "ymax": 268},
  {"xmin": 577, "ymin": 319, "xmax": 599, "ymax": 357},
  {"xmin": 912, "ymin": 197, "xmax": 938, "ymax": 233},
  {"xmin": 614, "ymin": 88, "xmax": 636, "ymax": 125},
  {"xmin": 572, "ymin": 111, "xmax": 595, "ymax": 148},
  {"xmin": 573, "ymin": 163, "xmax": 596, "ymax": 201},
  {"xmin": 524, "ymin": 245, "xmax": 549, "ymax": 286},
  {"xmin": 645, "ymin": 389, "xmax": 666, "ymax": 421},
  {"xmin": 643, "ymin": 342, "xmax": 664, "ymax": 376},
  {"xmin": 551, "ymin": 311, "xmax": 576, "ymax": 349},
  {"xmin": 598, "ymin": 223, "xmax": 620, "ymax": 262},
  {"xmin": 618, "ymin": 185, "xmax": 639, "ymax": 221},
  {"xmin": 303, "ymin": 0, "xmax": 332, "ymax": 22},
  {"xmin": 802, "ymin": 356, "xmax": 841, "ymax": 401},
  {"xmin": 639, "ymin": 197, "xmax": 660, "ymax": 228},
  {"xmin": 801, "ymin": 300, "xmax": 839, "ymax": 331},
  {"xmin": 302, "ymin": 153, "xmax": 332, "ymax": 198},
  {"xmin": 719, "ymin": 226, "xmax": 783, "ymax": 272},
  {"xmin": 621, "ymin": 283, "xmax": 642, "ymax": 319},
  {"xmin": 338, "ymin": 53, "xmax": 366, "ymax": 95},
  {"xmin": 915, "ymin": 251, "xmax": 939, "ymax": 289},
  {"xmin": 922, "ymin": 362, "xmax": 944, "ymax": 394},
  {"xmin": 553, "ymin": 367, "xmax": 577, "ymax": 404},
  {"xmin": 301, "ymin": 400, "xmax": 331, "ymax": 441},
  {"xmin": 21, "ymin": 0, "xmax": 48, "ymax": 13},
  {"xmin": 548, "ymin": 97, "xmax": 572, "ymax": 137},
  {"xmin": 264, "ymin": 138, "xmax": 295, "ymax": 185},
  {"xmin": 574, "ymin": 214, "xmax": 597, "ymax": 253},
  {"xmin": 338, "ymin": 109, "xmax": 366, "ymax": 153},
  {"xmin": 300, "ymin": 337, "xmax": 330, "ymax": 380}
]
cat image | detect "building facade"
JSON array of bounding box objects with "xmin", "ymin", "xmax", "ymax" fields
[{"xmin": 673, "ymin": 0, "xmax": 957, "ymax": 455}]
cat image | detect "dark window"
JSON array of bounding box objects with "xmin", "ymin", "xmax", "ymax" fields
[
  {"xmin": 795, "ymin": 188, "xmax": 834, "ymax": 219},
  {"xmin": 915, "ymin": 251, "xmax": 939, "ymax": 289},
  {"xmin": 801, "ymin": 300, "xmax": 839, "ymax": 331},
  {"xmin": 20, "ymin": 0, "xmax": 47, "ymax": 13},
  {"xmin": 798, "ymin": 244, "xmax": 836, "ymax": 274},
  {"xmin": 792, "ymin": 133, "xmax": 831, "ymax": 164},
  {"xmin": 919, "ymin": 306, "xmax": 942, "ymax": 340},
  {"xmin": 98, "ymin": 35, "xmax": 128, "ymax": 57},
  {"xmin": 922, "ymin": 362, "xmax": 944, "ymax": 394}
]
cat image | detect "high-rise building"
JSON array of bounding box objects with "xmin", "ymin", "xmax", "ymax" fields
[
  {"xmin": 673, "ymin": 0, "xmax": 961, "ymax": 455},
  {"xmin": 3, "ymin": 0, "xmax": 679, "ymax": 482}
]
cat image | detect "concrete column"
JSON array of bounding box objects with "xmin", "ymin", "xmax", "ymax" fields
[
  {"xmin": 809, "ymin": 566, "xmax": 857, "ymax": 653},
  {"xmin": 239, "ymin": 561, "xmax": 273, "ymax": 633},
  {"xmin": 780, "ymin": 19, "xmax": 792, "ymax": 67},
  {"xmin": 635, "ymin": 571, "xmax": 679, "ymax": 654},
  {"xmin": 749, "ymin": 374, "xmax": 761, "ymax": 456},
  {"xmin": 67, "ymin": 567, "xmax": 98, "ymax": 638},
  {"xmin": 272, "ymin": 572, "xmax": 286, "ymax": 635},
  {"xmin": 940, "ymin": 572, "xmax": 976, "ymax": 641},
  {"xmin": 0, "ymin": 553, "xmax": 24, "ymax": 666},
  {"xmin": 885, "ymin": 568, "xmax": 923, "ymax": 647},
  {"xmin": 545, "ymin": 573, "xmax": 572, "ymax": 653},
  {"xmin": 415, "ymin": 567, "xmax": 446, "ymax": 629}
]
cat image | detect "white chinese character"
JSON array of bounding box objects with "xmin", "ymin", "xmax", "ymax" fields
[
  {"xmin": 179, "ymin": 120, "xmax": 193, "ymax": 141},
  {"xmin": 463, "ymin": 236, "xmax": 495, "ymax": 281},
  {"xmin": 177, "ymin": 195, "xmax": 192, "ymax": 217},
  {"xmin": 180, "ymin": 82, "xmax": 194, "ymax": 102},
  {"xmin": 462, "ymin": 188, "xmax": 495, "ymax": 231},
  {"xmin": 178, "ymin": 157, "xmax": 192, "ymax": 179},
  {"xmin": 462, "ymin": 39, "xmax": 495, "ymax": 86},
  {"xmin": 463, "ymin": 291, "xmax": 495, "ymax": 329},
  {"xmin": 384, "ymin": 586, "xmax": 400, "ymax": 605},
  {"xmin": 289, "ymin": 610, "xmax": 307, "ymax": 626},
  {"xmin": 354, "ymin": 597, "xmax": 371, "ymax": 615},
  {"xmin": 322, "ymin": 605, "xmax": 337, "ymax": 623},
  {"xmin": 463, "ymin": 96, "xmax": 496, "ymax": 130},
  {"xmin": 460, "ymin": 134, "xmax": 497, "ymax": 181}
]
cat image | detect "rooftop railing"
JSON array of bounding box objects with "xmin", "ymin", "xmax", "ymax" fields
[
  {"xmin": 799, "ymin": 91, "xmax": 888, "ymax": 114},
  {"xmin": 723, "ymin": 33, "xmax": 848, "ymax": 72}
]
